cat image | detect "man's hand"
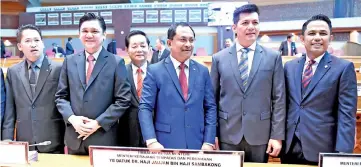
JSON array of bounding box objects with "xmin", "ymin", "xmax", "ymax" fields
[
  {"xmin": 214, "ymin": 137, "xmax": 219, "ymax": 150},
  {"xmin": 147, "ymin": 142, "xmax": 164, "ymax": 149},
  {"xmin": 201, "ymin": 144, "xmax": 214, "ymax": 151},
  {"xmin": 266, "ymin": 139, "xmax": 282, "ymax": 157},
  {"xmin": 68, "ymin": 115, "xmax": 90, "ymax": 136},
  {"xmin": 77, "ymin": 119, "xmax": 101, "ymax": 140}
]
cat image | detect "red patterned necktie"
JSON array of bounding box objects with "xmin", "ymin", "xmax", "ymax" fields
[
  {"xmin": 179, "ymin": 63, "xmax": 188, "ymax": 100},
  {"xmin": 302, "ymin": 60, "xmax": 316, "ymax": 88},
  {"xmin": 136, "ymin": 68, "xmax": 143, "ymax": 98},
  {"xmin": 86, "ymin": 55, "xmax": 95, "ymax": 84}
]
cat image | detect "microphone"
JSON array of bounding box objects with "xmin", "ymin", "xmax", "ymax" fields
[{"xmin": 29, "ymin": 141, "xmax": 51, "ymax": 147}]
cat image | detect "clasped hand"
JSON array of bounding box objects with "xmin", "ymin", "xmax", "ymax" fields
[{"xmin": 69, "ymin": 115, "xmax": 101, "ymax": 140}]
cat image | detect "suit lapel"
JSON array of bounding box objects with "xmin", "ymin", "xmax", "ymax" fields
[
  {"xmin": 86, "ymin": 48, "xmax": 108, "ymax": 89},
  {"xmin": 187, "ymin": 60, "xmax": 197, "ymax": 100},
  {"xmin": 295, "ymin": 55, "xmax": 306, "ymax": 103},
  {"xmin": 164, "ymin": 56, "xmax": 185, "ymax": 101},
  {"xmin": 302, "ymin": 52, "xmax": 332, "ymax": 100},
  {"xmin": 228, "ymin": 45, "xmax": 245, "ymax": 92},
  {"xmin": 76, "ymin": 52, "xmax": 86, "ymax": 90},
  {"xmin": 127, "ymin": 63, "xmax": 139, "ymax": 102},
  {"xmin": 18, "ymin": 61, "xmax": 32, "ymax": 101},
  {"xmin": 246, "ymin": 44, "xmax": 263, "ymax": 91},
  {"xmin": 33, "ymin": 57, "xmax": 51, "ymax": 102}
]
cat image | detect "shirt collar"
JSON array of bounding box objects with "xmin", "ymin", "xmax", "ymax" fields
[
  {"xmin": 132, "ymin": 62, "xmax": 147, "ymax": 75},
  {"xmin": 27, "ymin": 54, "xmax": 44, "ymax": 69},
  {"xmin": 170, "ymin": 55, "xmax": 190, "ymax": 70},
  {"xmin": 85, "ymin": 46, "xmax": 102, "ymax": 61},
  {"xmin": 235, "ymin": 40, "xmax": 257, "ymax": 52},
  {"xmin": 305, "ymin": 52, "xmax": 325, "ymax": 65}
]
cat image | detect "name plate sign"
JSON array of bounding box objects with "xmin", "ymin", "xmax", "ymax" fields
[
  {"xmin": 89, "ymin": 146, "xmax": 244, "ymax": 167},
  {"xmin": 320, "ymin": 153, "xmax": 361, "ymax": 167},
  {"xmin": 0, "ymin": 141, "xmax": 29, "ymax": 166}
]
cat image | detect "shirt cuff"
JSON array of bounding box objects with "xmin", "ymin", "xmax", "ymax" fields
[
  {"xmin": 204, "ymin": 142, "xmax": 214, "ymax": 147},
  {"xmin": 146, "ymin": 138, "xmax": 158, "ymax": 146}
]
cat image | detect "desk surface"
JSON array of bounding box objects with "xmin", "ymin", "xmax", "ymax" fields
[{"xmin": 27, "ymin": 154, "xmax": 317, "ymax": 167}]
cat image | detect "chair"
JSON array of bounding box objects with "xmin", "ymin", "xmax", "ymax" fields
[
  {"xmin": 196, "ymin": 47, "xmax": 208, "ymax": 56},
  {"xmin": 45, "ymin": 49, "xmax": 55, "ymax": 57}
]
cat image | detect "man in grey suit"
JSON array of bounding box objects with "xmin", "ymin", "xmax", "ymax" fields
[
  {"xmin": 118, "ymin": 30, "xmax": 150, "ymax": 147},
  {"xmin": 0, "ymin": 68, "xmax": 5, "ymax": 140},
  {"xmin": 279, "ymin": 34, "xmax": 297, "ymax": 56},
  {"xmin": 211, "ymin": 4, "xmax": 286, "ymax": 162},
  {"xmin": 150, "ymin": 38, "xmax": 170, "ymax": 64},
  {"xmin": 2, "ymin": 24, "xmax": 65, "ymax": 153},
  {"xmin": 55, "ymin": 13, "xmax": 131, "ymax": 155}
]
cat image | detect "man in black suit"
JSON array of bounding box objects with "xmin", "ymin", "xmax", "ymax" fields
[
  {"xmin": 107, "ymin": 39, "xmax": 117, "ymax": 54},
  {"xmin": 118, "ymin": 30, "xmax": 151, "ymax": 147},
  {"xmin": 150, "ymin": 38, "xmax": 170, "ymax": 64},
  {"xmin": 52, "ymin": 43, "xmax": 65, "ymax": 57},
  {"xmin": 279, "ymin": 33, "xmax": 298, "ymax": 56},
  {"xmin": 1, "ymin": 40, "xmax": 5, "ymax": 58},
  {"xmin": 55, "ymin": 13, "xmax": 131, "ymax": 155},
  {"xmin": 2, "ymin": 24, "xmax": 65, "ymax": 153},
  {"xmin": 65, "ymin": 37, "xmax": 74, "ymax": 56}
]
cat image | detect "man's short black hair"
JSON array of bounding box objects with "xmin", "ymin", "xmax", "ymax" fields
[
  {"xmin": 167, "ymin": 22, "xmax": 195, "ymax": 40},
  {"xmin": 233, "ymin": 4, "xmax": 260, "ymax": 25},
  {"xmin": 125, "ymin": 30, "xmax": 150, "ymax": 48},
  {"xmin": 302, "ymin": 14, "xmax": 332, "ymax": 36},
  {"xmin": 79, "ymin": 13, "xmax": 106, "ymax": 33},
  {"xmin": 68, "ymin": 37, "xmax": 72, "ymax": 41},
  {"xmin": 52, "ymin": 43, "xmax": 57, "ymax": 46},
  {"xmin": 287, "ymin": 34, "xmax": 293, "ymax": 39},
  {"xmin": 16, "ymin": 24, "xmax": 42, "ymax": 43}
]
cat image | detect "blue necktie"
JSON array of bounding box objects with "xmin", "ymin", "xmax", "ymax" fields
[{"xmin": 238, "ymin": 48, "xmax": 250, "ymax": 88}]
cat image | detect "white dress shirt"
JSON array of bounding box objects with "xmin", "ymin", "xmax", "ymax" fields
[
  {"xmin": 132, "ymin": 63, "xmax": 147, "ymax": 89},
  {"xmin": 287, "ymin": 41, "xmax": 292, "ymax": 56},
  {"xmin": 170, "ymin": 55, "xmax": 190, "ymax": 84},
  {"xmin": 302, "ymin": 53, "xmax": 325, "ymax": 76},
  {"xmin": 235, "ymin": 41, "xmax": 257, "ymax": 74},
  {"xmin": 85, "ymin": 47, "xmax": 102, "ymax": 72}
]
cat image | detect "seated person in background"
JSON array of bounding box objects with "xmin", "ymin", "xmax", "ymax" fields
[
  {"xmin": 224, "ymin": 38, "xmax": 233, "ymax": 48},
  {"xmin": 52, "ymin": 43, "xmax": 65, "ymax": 57},
  {"xmin": 2, "ymin": 24, "xmax": 65, "ymax": 153},
  {"xmin": 279, "ymin": 33, "xmax": 297, "ymax": 56}
]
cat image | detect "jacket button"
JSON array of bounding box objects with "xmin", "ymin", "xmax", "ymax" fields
[
  {"xmin": 32, "ymin": 105, "xmax": 35, "ymax": 109},
  {"xmin": 243, "ymin": 95, "xmax": 246, "ymax": 99},
  {"xmin": 301, "ymin": 106, "xmax": 304, "ymax": 109}
]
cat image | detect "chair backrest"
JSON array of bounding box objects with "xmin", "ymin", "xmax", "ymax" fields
[{"xmin": 196, "ymin": 47, "xmax": 208, "ymax": 56}]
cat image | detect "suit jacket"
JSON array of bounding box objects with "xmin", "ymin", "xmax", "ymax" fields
[
  {"xmin": 107, "ymin": 41, "xmax": 117, "ymax": 55},
  {"xmin": 284, "ymin": 52, "xmax": 357, "ymax": 162},
  {"xmin": 55, "ymin": 47, "xmax": 131, "ymax": 150},
  {"xmin": 2, "ymin": 56, "xmax": 65, "ymax": 153},
  {"xmin": 150, "ymin": 49, "xmax": 170, "ymax": 64},
  {"xmin": 52, "ymin": 47, "xmax": 65, "ymax": 55},
  {"xmin": 0, "ymin": 68, "xmax": 5, "ymax": 140},
  {"xmin": 211, "ymin": 44, "xmax": 286, "ymax": 146},
  {"xmin": 66, "ymin": 42, "xmax": 74, "ymax": 55},
  {"xmin": 279, "ymin": 41, "xmax": 297, "ymax": 56},
  {"xmin": 139, "ymin": 56, "xmax": 217, "ymax": 149},
  {"xmin": 118, "ymin": 63, "xmax": 146, "ymax": 147}
]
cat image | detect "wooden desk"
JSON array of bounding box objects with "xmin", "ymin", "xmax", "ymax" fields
[{"xmin": 28, "ymin": 154, "xmax": 316, "ymax": 167}]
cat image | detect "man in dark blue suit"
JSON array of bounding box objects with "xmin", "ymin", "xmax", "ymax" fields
[
  {"xmin": 282, "ymin": 14, "xmax": 357, "ymax": 165},
  {"xmin": 66, "ymin": 37, "xmax": 74, "ymax": 56},
  {"xmin": 0, "ymin": 68, "xmax": 5, "ymax": 140},
  {"xmin": 279, "ymin": 34, "xmax": 297, "ymax": 56},
  {"xmin": 139, "ymin": 22, "xmax": 217, "ymax": 150}
]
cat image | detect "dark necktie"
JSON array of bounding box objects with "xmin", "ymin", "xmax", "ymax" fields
[
  {"xmin": 302, "ymin": 60, "xmax": 316, "ymax": 89},
  {"xmin": 29, "ymin": 64, "xmax": 37, "ymax": 96},
  {"xmin": 238, "ymin": 48, "xmax": 250, "ymax": 88},
  {"xmin": 86, "ymin": 55, "xmax": 95, "ymax": 84},
  {"xmin": 179, "ymin": 63, "xmax": 188, "ymax": 100}
]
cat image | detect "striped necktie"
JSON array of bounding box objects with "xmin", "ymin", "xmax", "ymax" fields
[
  {"xmin": 238, "ymin": 48, "xmax": 250, "ymax": 88},
  {"xmin": 136, "ymin": 68, "xmax": 143, "ymax": 98},
  {"xmin": 302, "ymin": 60, "xmax": 316, "ymax": 89}
]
